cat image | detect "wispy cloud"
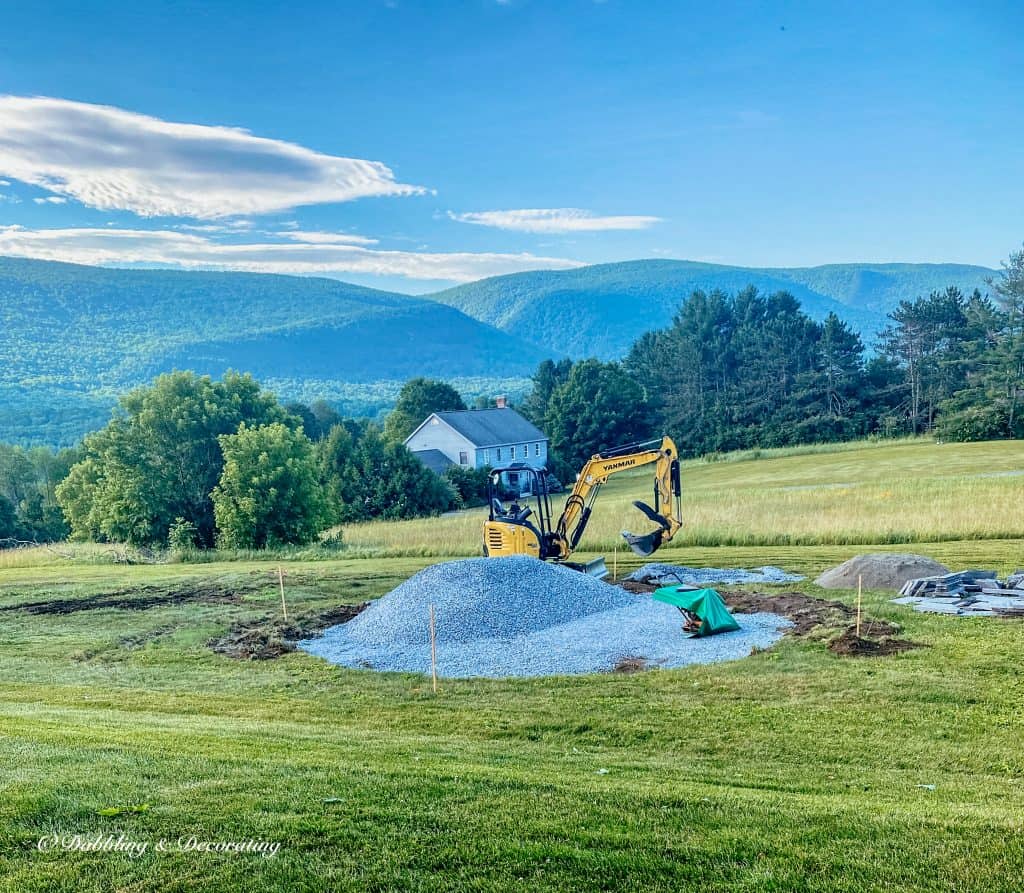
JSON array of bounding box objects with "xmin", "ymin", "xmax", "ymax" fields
[
  {"xmin": 174, "ymin": 219, "xmax": 254, "ymax": 233},
  {"xmin": 0, "ymin": 96, "xmax": 427, "ymax": 219},
  {"xmin": 449, "ymin": 208, "xmax": 661, "ymax": 234},
  {"xmin": 0, "ymin": 225, "xmax": 582, "ymax": 282},
  {"xmin": 276, "ymin": 230, "xmax": 379, "ymax": 245},
  {"xmin": 33, "ymin": 195, "xmax": 67, "ymax": 205}
]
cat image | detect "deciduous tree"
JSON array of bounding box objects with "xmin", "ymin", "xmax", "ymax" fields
[
  {"xmin": 213, "ymin": 422, "xmax": 326, "ymax": 549},
  {"xmin": 383, "ymin": 378, "xmax": 467, "ymax": 443},
  {"xmin": 56, "ymin": 371, "xmax": 288, "ymax": 545}
]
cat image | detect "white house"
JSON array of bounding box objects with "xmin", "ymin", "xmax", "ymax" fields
[{"xmin": 405, "ymin": 400, "xmax": 550, "ymax": 484}]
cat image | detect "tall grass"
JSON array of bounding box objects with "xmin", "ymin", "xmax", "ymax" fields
[{"xmin": 341, "ymin": 439, "xmax": 1024, "ymax": 556}]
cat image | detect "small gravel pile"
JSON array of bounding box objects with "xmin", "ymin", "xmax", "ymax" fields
[
  {"xmin": 300, "ymin": 556, "xmax": 790, "ymax": 678},
  {"xmin": 626, "ymin": 564, "xmax": 804, "ymax": 586},
  {"xmin": 815, "ymin": 554, "xmax": 950, "ymax": 590}
]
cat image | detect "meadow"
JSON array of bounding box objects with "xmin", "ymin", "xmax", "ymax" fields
[
  {"xmin": 342, "ymin": 438, "xmax": 1024, "ymax": 554},
  {"xmin": 1, "ymin": 438, "xmax": 1023, "ymax": 891}
]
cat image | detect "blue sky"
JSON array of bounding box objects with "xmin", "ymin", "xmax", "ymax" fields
[{"xmin": 0, "ymin": 0, "xmax": 1020, "ymax": 292}]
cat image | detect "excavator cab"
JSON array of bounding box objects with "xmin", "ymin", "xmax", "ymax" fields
[
  {"xmin": 484, "ymin": 465, "xmax": 558, "ymax": 560},
  {"xmin": 484, "ymin": 465, "xmax": 608, "ymax": 576}
]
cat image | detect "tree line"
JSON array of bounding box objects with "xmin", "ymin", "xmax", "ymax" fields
[{"xmin": 518, "ymin": 245, "xmax": 1024, "ymax": 465}]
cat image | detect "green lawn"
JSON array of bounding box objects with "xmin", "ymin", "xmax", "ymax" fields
[{"xmin": 2, "ymin": 442, "xmax": 1024, "ymax": 890}]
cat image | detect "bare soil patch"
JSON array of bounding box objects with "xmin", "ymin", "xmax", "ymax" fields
[
  {"xmin": 1, "ymin": 582, "xmax": 256, "ymax": 615},
  {"xmin": 613, "ymin": 655, "xmax": 649, "ymax": 673},
  {"xmin": 209, "ymin": 603, "xmax": 368, "ymax": 660}
]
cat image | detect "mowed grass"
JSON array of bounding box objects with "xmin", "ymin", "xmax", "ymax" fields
[
  {"xmin": 1, "ymin": 439, "xmax": 1023, "ymax": 890},
  {"xmin": 342, "ymin": 438, "xmax": 1024, "ymax": 555}
]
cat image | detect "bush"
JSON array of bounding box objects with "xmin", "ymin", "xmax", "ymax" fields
[
  {"xmin": 935, "ymin": 405, "xmax": 1013, "ymax": 442},
  {"xmin": 167, "ymin": 517, "xmax": 199, "ymax": 555},
  {"xmin": 444, "ymin": 465, "xmax": 491, "ymax": 508}
]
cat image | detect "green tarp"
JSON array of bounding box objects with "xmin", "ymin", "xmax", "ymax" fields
[{"xmin": 652, "ymin": 586, "xmax": 740, "ymax": 637}]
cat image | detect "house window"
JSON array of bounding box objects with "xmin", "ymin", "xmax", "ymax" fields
[
  {"xmin": 496, "ymin": 447, "xmax": 502, "ymax": 461},
  {"xmin": 483, "ymin": 449, "xmax": 490, "ymax": 465},
  {"xmin": 459, "ymin": 451, "xmax": 468, "ymax": 465},
  {"xmin": 510, "ymin": 445, "xmax": 516, "ymax": 460},
  {"xmin": 534, "ymin": 442, "xmax": 541, "ymax": 457}
]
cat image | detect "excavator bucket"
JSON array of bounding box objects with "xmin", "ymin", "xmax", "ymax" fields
[
  {"xmin": 622, "ymin": 527, "xmax": 665, "ymax": 557},
  {"xmin": 622, "ymin": 499, "xmax": 670, "ymax": 556}
]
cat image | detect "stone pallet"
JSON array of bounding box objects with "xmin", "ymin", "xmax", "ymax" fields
[
  {"xmin": 894, "ymin": 569, "xmax": 1024, "ymax": 617},
  {"xmin": 898, "ymin": 570, "xmax": 999, "ymax": 599}
]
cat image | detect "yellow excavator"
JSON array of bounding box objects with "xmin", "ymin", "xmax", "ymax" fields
[{"xmin": 483, "ymin": 436, "xmax": 682, "ymax": 577}]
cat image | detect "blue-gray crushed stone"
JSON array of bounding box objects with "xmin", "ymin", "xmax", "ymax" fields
[
  {"xmin": 625, "ymin": 563, "xmax": 804, "ymax": 586},
  {"xmin": 299, "ymin": 556, "xmax": 791, "ymax": 678}
]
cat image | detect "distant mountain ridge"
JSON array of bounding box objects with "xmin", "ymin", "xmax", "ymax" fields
[
  {"xmin": 0, "ymin": 257, "xmax": 551, "ymax": 445},
  {"xmin": 0, "ymin": 255, "xmax": 996, "ymax": 446},
  {"xmin": 427, "ymin": 259, "xmax": 995, "ymax": 358}
]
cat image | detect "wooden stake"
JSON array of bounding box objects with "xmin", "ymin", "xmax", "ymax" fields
[
  {"xmin": 429, "ymin": 603, "xmax": 438, "ymax": 694},
  {"xmin": 278, "ymin": 565, "xmax": 288, "ymax": 621},
  {"xmin": 856, "ymin": 574, "xmax": 862, "ymax": 638}
]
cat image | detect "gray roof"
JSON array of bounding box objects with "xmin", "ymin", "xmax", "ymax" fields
[
  {"xmin": 411, "ymin": 449, "xmax": 455, "ymax": 476},
  {"xmin": 433, "ymin": 408, "xmax": 547, "ymax": 448}
]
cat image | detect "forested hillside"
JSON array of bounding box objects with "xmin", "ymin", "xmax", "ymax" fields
[
  {"xmin": 429, "ymin": 259, "xmax": 993, "ymax": 358},
  {"xmin": 0, "ymin": 255, "xmax": 1000, "ymax": 447},
  {"xmin": 0, "ymin": 257, "xmax": 550, "ymax": 445}
]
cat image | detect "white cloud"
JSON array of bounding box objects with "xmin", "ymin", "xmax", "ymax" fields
[
  {"xmin": 276, "ymin": 230, "xmax": 379, "ymax": 245},
  {"xmin": 174, "ymin": 219, "xmax": 254, "ymax": 233},
  {"xmin": 449, "ymin": 207, "xmax": 661, "ymax": 234},
  {"xmin": 0, "ymin": 179, "xmax": 9, "ymax": 186},
  {"xmin": 0, "ymin": 225, "xmax": 582, "ymax": 283},
  {"xmin": 0, "ymin": 96, "xmax": 427, "ymax": 219},
  {"xmin": 33, "ymin": 195, "xmax": 67, "ymax": 204}
]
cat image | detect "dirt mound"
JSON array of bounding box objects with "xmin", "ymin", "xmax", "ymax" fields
[
  {"xmin": 815, "ymin": 554, "xmax": 950, "ymax": 590},
  {"xmin": 620, "ymin": 582, "xmax": 853, "ymax": 636},
  {"xmin": 828, "ymin": 621, "xmax": 923, "ymax": 657}
]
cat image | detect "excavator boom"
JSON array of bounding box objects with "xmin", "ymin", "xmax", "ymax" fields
[{"xmin": 554, "ymin": 436, "xmax": 682, "ymax": 559}]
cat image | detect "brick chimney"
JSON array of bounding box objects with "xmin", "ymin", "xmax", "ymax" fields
[{"xmin": 495, "ymin": 394, "xmax": 507, "ymax": 408}]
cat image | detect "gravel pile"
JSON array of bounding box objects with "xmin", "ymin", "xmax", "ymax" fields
[
  {"xmin": 626, "ymin": 563, "xmax": 804, "ymax": 586},
  {"xmin": 299, "ymin": 556, "xmax": 791, "ymax": 678},
  {"xmin": 815, "ymin": 553, "xmax": 950, "ymax": 590}
]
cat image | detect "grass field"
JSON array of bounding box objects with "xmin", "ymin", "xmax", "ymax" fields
[
  {"xmin": 343, "ymin": 439, "xmax": 1024, "ymax": 554},
  {"xmin": 1, "ymin": 439, "xmax": 1023, "ymax": 891}
]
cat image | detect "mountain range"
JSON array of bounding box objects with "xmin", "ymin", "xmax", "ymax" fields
[
  {"xmin": 430, "ymin": 259, "xmax": 995, "ymax": 358},
  {"xmin": 0, "ymin": 255, "xmax": 996, "ymax": 445}
]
